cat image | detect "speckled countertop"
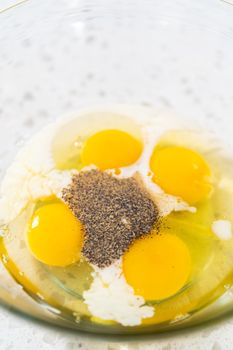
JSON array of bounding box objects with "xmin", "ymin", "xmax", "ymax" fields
[
  {"xmin": 1, "ymin": 0, "xmax": 233, "ymax": 348},
  {"xmin": 0, "ymin": 303, "xmax": 233, "ymax": 350}
]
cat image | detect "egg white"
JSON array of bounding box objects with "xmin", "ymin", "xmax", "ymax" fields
[{"xmin": 0, "ymin": 105, "xmax": 221, "ymax": 327}]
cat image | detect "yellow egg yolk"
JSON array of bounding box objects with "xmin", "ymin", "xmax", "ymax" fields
[
  {"xmin": 123, "ymin": 232, "xmax": 191, "ymax": 301},
  {"xmin": 27, "ymin": 202, "xmax": 83, "ymax": 267},
  {"xmin": 150, "ymin": 146, "xmax": 212, "ymax": 204},
  {"xmin": 81, "ymin": 129, "xmax": 143, "ymax": 170}
]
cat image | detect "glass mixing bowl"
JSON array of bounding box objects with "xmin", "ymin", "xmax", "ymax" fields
[{"xmin": 0, "ymin": 0, "xmax": 233, "ymax": 335}]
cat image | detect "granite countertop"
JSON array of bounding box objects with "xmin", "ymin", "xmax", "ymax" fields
[
  {"xmin": 0, "ymin": 0, "xmax": 233, "ymax": 348},
  {"xmin": 0, "ymin": 303, "xmax": 233, "ymax": 350}
]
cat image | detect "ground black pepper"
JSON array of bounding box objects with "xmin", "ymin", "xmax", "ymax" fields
[{"xmin": 62, "ymin": 170, "xmax": 159, "ymax": 268}]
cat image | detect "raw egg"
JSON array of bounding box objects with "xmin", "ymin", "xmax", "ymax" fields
[
  {"xmin": 123, "ymin": 232, "xmax": 191, "ymax": 301},
  {"xmin": 150, "ymin": 146, "xmax": 212, "ymax": 204},
  {"xmin": 81, "ymin": 129, "xmax": 143, "ymax": 170},
  {"xmin": 26, "ymin": 202, "xmax": 83, "ymax": 267}
]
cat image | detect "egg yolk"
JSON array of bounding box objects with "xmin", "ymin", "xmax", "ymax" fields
[
  {"xmin": 81, "ymin": 129, "xmax": 143, "ymax": 170},
  {"xmin": 123, "ymin": 233, "xmax": 191, "ymax": 301},
  {"xmin": 27, "ymin": 202, "xmax": 83, "ymax": 267},
  {"xmin": 150, "ymin": 146, "xmax": 212, "ymax": 204}
]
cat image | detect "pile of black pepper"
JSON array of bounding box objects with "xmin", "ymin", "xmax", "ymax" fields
[{"xmin": 62, "ymin": 170, "xmax": 159, "ymax": 268}]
